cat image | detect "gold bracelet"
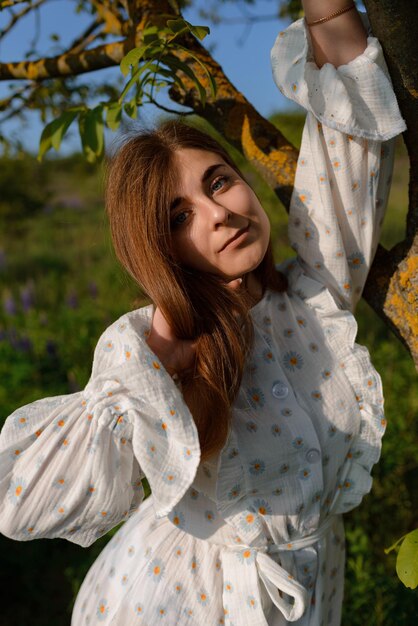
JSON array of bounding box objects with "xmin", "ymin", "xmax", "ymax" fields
[{"xmin": 306, "ymin": 3, "xmax": 356, "ymax": 26}]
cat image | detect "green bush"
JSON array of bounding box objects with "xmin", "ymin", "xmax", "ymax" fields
[{"xmin": 0, "ymin": 155, "xmax": 50, "ymax": 219}]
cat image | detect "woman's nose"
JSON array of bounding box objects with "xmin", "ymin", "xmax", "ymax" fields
[{"xmin": 203, "ymin": 198, "xmax": 231, "ymax": 228}]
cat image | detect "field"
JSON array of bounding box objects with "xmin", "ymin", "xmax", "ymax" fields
[{"xmin": 0, "ymin": 113, "xmax": 417, "ymax": 624}]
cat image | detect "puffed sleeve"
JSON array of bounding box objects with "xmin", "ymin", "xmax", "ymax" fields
[
  {"xmin": 271, "ymin": 12, "xmax": 406, "ymax": 312},
  {"xmin": 0, "ymin": 307, "xmax": 200, "ymax": 547}
]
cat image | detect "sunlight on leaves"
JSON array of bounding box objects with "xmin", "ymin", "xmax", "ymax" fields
[
  {"xmin": 396, "ymin": 529, "xmax": 418, "ymax": 589},
  {"xmin": 37, "ymin": 16, "xmax": 214, "ymax": 162},
  {"xmin": 38, "ymin": 110, "xmax": 80, "ymax": 161}
]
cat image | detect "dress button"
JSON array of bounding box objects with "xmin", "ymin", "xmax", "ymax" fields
[
  {"xmin": 271, "ymin": 381, "xmax": 289, "ymax": 399},
  {"xmin": 306, "ymin": 448, "xmax": 321, "ymax": 463}
]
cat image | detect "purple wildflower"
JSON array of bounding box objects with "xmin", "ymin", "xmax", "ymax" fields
[
  {"xmin": 61, "ymin": 196, "xmax": 83, "ymax": 210},
  {"xmin": 17, "ymin": 336, "xmax": 33, "ymax": 353},
  {"xmin": 45, "ymin": 339, "xmax": 58, "ymax": 357},
  {"xmin": 20, "ymin": 283, "xmax": 35, "ymax": 312},
  {"xmin": 66, "ymin": 291, "xmax": 78, "ymax": 309},
  {"xmin": 88, "ymin": 281, "xmax": 98, "ymax": 299},
  {"xmin": 3, "ymin": 295, "xmax": 16, "ymax": 316}
]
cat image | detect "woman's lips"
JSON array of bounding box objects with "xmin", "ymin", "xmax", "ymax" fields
[{"xmin": 219, "ymin": 225, "xmax": 250, "ymax": 252}]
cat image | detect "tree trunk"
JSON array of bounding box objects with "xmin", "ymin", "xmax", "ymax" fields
[{"xmin": 362, "ymin": 0, "xmax": 418, "ymax": 367}]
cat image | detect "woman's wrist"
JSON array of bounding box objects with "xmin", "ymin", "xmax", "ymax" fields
[
  {"xmin": 305, "ymin": 4, "xmax": 355, "ymax": 26},
  {"xmin": 302, "ymin": 0, "xmax": 355, "ymax": 25},
  {"xmin": 301, "ymin": 0, "xmax": 367, "ymax": 68}
]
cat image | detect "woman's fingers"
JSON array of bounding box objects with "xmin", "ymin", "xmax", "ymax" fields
[
  {"xmin": 147, "ymin": 306, "xmax": 196, "ymax": 376},
  {"xmin": 226, "ymin": 277, "xmax": 243, "ymax": 291}
]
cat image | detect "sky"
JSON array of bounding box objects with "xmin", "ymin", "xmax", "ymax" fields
[{"xmin": 0, "ymin": 0, "xmax": 302, "ymax": 154}]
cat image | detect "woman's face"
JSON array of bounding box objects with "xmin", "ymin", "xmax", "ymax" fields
[{"xmin": 169, "ymin": 148, "xmax": 271, "ymax": 282}]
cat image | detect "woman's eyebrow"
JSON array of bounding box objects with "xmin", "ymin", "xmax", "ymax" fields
[
  {"xmin": 170, "ymin": 163, "xmax": 226, "ymax": 211},
  {"xmin": 202, "ymin": 162, "xmax": 225, "ymax": 183}
]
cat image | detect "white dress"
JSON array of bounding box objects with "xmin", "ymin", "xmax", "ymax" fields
[{"xmin": 0, "ymin": 14, "xmax": 406, "ymax": 626}]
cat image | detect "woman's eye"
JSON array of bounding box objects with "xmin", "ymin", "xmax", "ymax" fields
[
  {"xmin": 210, "ymin": 176, "xmax": 228, "ymax": 193},
  {"xmin": 171, "ymin": 211, "xmax": 189, "ymax": 228}
]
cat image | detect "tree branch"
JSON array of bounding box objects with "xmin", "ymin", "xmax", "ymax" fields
[
  {"xmin": 0, "ymin": 0, "xmax": 45, "ymax": 40},
  {"xmin": 67, "ymin": 18, "xmax": 102, "ymax": 54},
  {"xmin": 0, "ymin": 0, "xmax": 171, "ymax": 81},
  {"xmin": 146, "ymin": 94, "xmax": 194, "ymax": 116},
  {"xmin": 362, "ymin": 240, "xmax": 417, "ymax": 362},
  {"xmin": 0, "ymin": 83, "xmax": 31, "ymax": 111},
  {"xmin": 0, "ymin": 39, "xmax": 128, "ymax": 80},
  {"xmin": 0, "ymin": 0, "xmax": 34, "ymax": 8},
  {"xmin": 90, "ymin": 0, "xmax": 124, "ymax": 36},
  {"xmin": 0, "ymin": 99, "xmax": 27, "ymax": 122}
]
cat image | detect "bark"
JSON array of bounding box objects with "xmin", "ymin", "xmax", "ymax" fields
[
  {"xmin": 0, "ymin": 41, "xmax": 126, "ymax": 80},
  {"xmin": 363, "ymin": 0, "xmax": 418, "ymax": 366}
]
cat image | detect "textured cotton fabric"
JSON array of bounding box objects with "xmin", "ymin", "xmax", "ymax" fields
[{"xmin": 0, "ymin": 14, "xmax": 406, "ymax": 626}]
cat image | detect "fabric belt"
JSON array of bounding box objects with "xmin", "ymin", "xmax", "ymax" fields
[{"xmin": 222, "ymin": 515, "xmax": 336, "ymax": 625}]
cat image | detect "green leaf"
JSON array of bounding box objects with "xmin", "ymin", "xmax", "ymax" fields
[
  {"xmin": 206, "ymin": 70, "xmax": 217, "ymax": 98},
  {"xmin": 166, "ymin": 18, "xmax": 209, "ymax": 41},
  {"xmin": 166, "ymin": 18, "xmax": 188, "ymax": 34},
  {"xmin": 396, "ymin": 529, "xmax": 418, "ymax": 589},
  {"xmin": 119, "ymin": 68, "xmax": 141, "ymax": 102},
  {"xmin": 38, "ymin": 110, "xmax": 79, "ymax": 161},
  {"xmin": 124, "ymin": 100, "xmax": 138, "ymax": 119},
  {"xmin": 189, "ymin": 24, "xmax": 210, "ymax": 41},
  {"xmin": 119, "ymin": 60, "xmax": 165, "ymax": 103},
  {"xmin": 105, "ymin": 103, "xmax": 122, "ymax": 131},
  {"xmin": 78, "ymin": 106, "xmax": 104, "ymax": 163},
  {"xmin": 120, "ymin": 44, "xmax": 154, "ymax": 77},
  {"xmin": 143, "ymin": 25, "xmax": 162, "ymax": 44},
  {"xmin": 176, "ymin": 45, "xmax": 217, "ymax": 99},
  {"xmin": 163, "ymin": 54, "xmax": 207, "ymax": 105}
]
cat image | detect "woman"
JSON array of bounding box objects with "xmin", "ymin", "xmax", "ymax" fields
[{"xmin": 0, "ymin": 1, "xmax": 406, "ymax": 624}]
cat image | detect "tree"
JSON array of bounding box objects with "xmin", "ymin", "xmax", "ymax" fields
[{"xmin": 0, "ymin": 0, "xmax": 417, "ymax": 594}]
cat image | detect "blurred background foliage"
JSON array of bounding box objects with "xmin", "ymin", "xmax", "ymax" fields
[{"xmin": 0, "ymin": 112, "xmax": 417, "ymax": 624}]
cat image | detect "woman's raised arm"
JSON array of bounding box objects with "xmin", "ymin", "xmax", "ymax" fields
[
  {"xmin": 302, "ymin": 1, "xmax": 367, "ymax": 68},
  {"xmin": 271, "ymin": 10, "xmax": 406, "ymax": 312}
]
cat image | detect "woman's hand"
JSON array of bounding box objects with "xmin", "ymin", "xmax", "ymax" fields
[
  {"xmin": 146, "ymin": 306, "xmax": 196, "ymax": 377},
  {"xmin": 146, "ymin": 277, "xmax": 244, "ymax": 377}
]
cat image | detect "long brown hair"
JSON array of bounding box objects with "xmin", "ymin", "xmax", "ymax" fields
[{"xmin": 105, "ymin": 120, "xmax": 288, "ymax": 462}]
